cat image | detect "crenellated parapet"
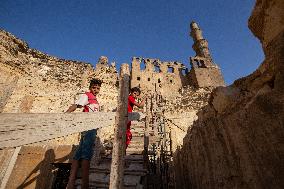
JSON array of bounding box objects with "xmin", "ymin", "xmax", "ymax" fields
[{"xmin": 95, "ymin": 56, "xmax": 117, "ymax": 73}]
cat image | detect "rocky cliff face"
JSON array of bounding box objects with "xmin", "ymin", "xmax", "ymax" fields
[{"xmin": 173, "ymin": 0, "xmax": 284, "ymax": 188}]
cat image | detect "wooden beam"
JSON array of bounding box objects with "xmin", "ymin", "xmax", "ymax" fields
[
  {"xmin": 0, "ymin": 111, "xmax": 143, "ymax": 149},
  {"xmin": 0, "ymin": 147, "xmax": 21, "ymax": 189},
  {"xmin": 109, "ymin": 63, "xmax": 130, "ymax": 189},
  {"xmin": 0, "ymin": 112, "xmax": 115, "ymax": 148}
]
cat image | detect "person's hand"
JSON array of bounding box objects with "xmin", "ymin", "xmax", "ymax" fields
[
  {"xmin": 143, "ymin": 94, "xmax": 150, "ymax": 99},
  {"xmin": 139, "ymin": 95, "xmax": 146, "ymax": 101}
]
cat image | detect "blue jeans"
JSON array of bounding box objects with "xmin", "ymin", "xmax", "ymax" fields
[{"xmin": 73, "ymin": 129, "xmax": 97, "ymax": 160}]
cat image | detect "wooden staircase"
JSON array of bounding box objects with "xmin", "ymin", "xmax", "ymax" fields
[
  {"xmin": 75, "ymin": 121, "xmax": 148, "ymax": 189},
  {"xmin": 74, "ymin": 93, "xmax": 172, "ymax": 189}
]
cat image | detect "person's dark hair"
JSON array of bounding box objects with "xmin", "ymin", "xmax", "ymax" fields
[
  {"xmin": 89, "ymin": 79, "xmax": 102, "ymax": 87},
  {"xmin": 130, "ymin": 87, "xmax": 141, "ymax": 95}
]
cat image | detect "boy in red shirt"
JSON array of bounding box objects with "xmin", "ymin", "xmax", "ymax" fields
[
  {"xmin": 127, "ymin": 87, "xmax": 145, "ymax": 148},
  {"xmin": 66, "ymin": 79, "xmax": 102, "ymax": 189}
]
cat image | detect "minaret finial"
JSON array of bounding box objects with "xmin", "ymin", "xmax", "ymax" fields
[{"xmin": 189, "ymin": 21, "xmax": 211, "ymax": 59}]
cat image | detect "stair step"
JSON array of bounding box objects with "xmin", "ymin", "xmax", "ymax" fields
[
  {"xmin": 104, "ymin": 154, "xmax": 144, "ymax": 161},
  {"xmin": 75, "ymin": 175, "xmax": 143, "ymax": 188},
  {"xmin": 128, "ymin": 144, "xmax": 144, "ymax": 148},
  {"xmin": 90, "ymin": 161, "xmax": 146, "ymax": 172},
  {"xmin": 89, "ymin": 167, "xmax": 147, "ymax": 176},
  {"xmin": 126, "ymin": 151, "xmax": 144, "ymax": 155},
  {"xmin": 132, "ymin": 133, "xmax": 144, "ymax": 137}
]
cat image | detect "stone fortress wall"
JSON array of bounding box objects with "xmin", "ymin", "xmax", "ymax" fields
[
  {"xmin": 130, "ymin": 57, "xmax": 188, "ymax": 97},
  {"xmin": 0, "ymin": 30, "xmax": 119, "ymax": 114}
]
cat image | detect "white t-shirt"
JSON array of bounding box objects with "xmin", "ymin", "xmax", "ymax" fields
[{"xmin": 75, "ymin": 94, "xmax": 99, "ymax": 112}]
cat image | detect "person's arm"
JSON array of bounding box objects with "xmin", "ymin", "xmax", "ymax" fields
[
  {"xmin": 133, "ymin": 96, "xmax": 145, "ymax": 108},
  {"xmin": 65, "ymin": 104, "xmax": 83, "ymax": 113},
  {"xmin": 65, "ymin": 94, "xmax": 87, "ymax": 113}
]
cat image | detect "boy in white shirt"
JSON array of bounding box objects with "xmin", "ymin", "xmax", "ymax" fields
[{"xmin": 66, "ymin": 78, "xmax": 102, "ymax": 189}]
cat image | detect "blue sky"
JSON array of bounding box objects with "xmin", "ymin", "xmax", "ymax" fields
[{"xmin": 0, "ymin": 0, "xmax": 263, "ymax": 85}]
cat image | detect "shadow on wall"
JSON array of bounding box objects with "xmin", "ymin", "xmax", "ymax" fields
[
  {"xmin": 16, "ymin": 147, "xmax": 75, "ymax": 189},
  {"xmin": 14, "ymin": 135, "xmax": 106, "ymax": 189}
]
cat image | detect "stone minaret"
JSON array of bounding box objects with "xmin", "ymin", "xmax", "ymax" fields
[
  {"xmin": 188, "ymin": 21, "xmax": 225, "ymax": 87},
  {"xmin": 190, "ymin": 22, "xmax": 212, "ymax": 61}
]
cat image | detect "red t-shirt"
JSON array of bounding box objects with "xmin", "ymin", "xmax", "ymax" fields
[{"xmin": 128, "ymin": 95, "xmax": 135, "ymax": 112}]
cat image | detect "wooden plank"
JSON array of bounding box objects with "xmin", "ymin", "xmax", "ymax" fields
[
  {"xmin": 0, "ymin": 112, "xmax": 143, "ymax": 149},
  {"xmin": 0, "ymin": 147, "xmax": 21, "ymax": 189},
  {"xmin": 0, "ymin": 112, "xmax": 115, "ymax": 148}
]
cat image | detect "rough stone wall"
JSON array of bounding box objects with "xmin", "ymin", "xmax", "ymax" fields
[
  {"xmin": 92, "ymin": 56, "xmax": 119, "ymax": 112},
  {"xmin": 163, "ymin": 86, "xmax": 212, "ymax": 151},
  {"xmin": 0, "ymin": 32, "xmax": 89, "ymax": 113},
  {"xmin": 188, "ymin": 67, "xmax": 225, "ymax": 88},
  {"xmin": 173, "ymin": 0, "xmax": 284, "ymax": 188},
  {"xmin": 0, "ymin": 65, "xmax": 20, "ymax": 113},
  {"xmin": 130, "ymin": 57, "xmax": 189, "ymax": 96},
  {"xmin": 0, "ymin": 30, "xmax": 119, "ymax": 113}
]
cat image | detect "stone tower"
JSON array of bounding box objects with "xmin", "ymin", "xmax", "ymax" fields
[{"xmin": 189, "ymin": 22, "xmax": 225, "ymax": 87}]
